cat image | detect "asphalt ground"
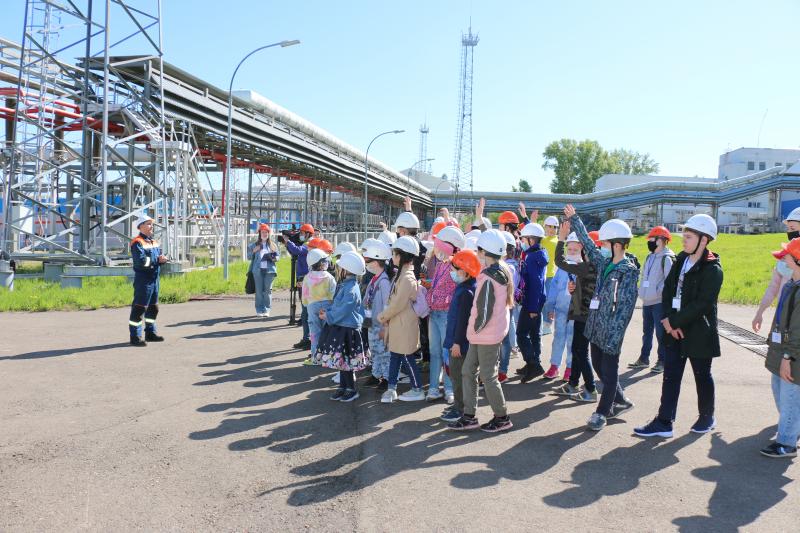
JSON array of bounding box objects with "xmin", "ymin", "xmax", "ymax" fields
[{"xmin": 0, "ymin": 293, "xmax": 796, "ymax": 532}]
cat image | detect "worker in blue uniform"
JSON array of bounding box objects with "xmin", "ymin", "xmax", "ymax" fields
[{"xmin": 129, "ymin": 215, "xmax": 168, "ymax": 346}]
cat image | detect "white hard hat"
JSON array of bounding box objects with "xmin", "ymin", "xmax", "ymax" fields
[
  {"xmin": 477, "ymin": 229, "xmax": 507, "ymax": 257},
  {"xmin": 520, "ymin": 222, "xmax": 545, "ymax": 238},
  {"xmin": 135, "ymin": 214, "xmax": 154, "ymax": 229},
  {"xmin": 436, "ymin": 226, "xmax": 466, "ymax": 250},
  {"xmin": 395, "ymin": 211, "xmax": 420, "ymax": 229},
  {"xmin": 785, "ymin": 207, "xmax": 800, "ymax": 222},
  {"xmin": 684, "ymin": 214, "xmax": 718, "ymax": 240},
  {"xmin": 434, "ymin": 216, "xmax": 445, "ymax": 224},
  {"xmin": 334, "ymin": 241, "xmax": 357, "ymax": 257},
  {"xmin": 502, "ymin": 231, "xmax": 516, "ymax": 246},
  {"xmin": 307, "ymin": 248, "xmax": 329, "ymax": 267},
  {"xmin": 393, "ymin": 235, "xmax": 420, "ymax": 256},
  {"xmin": 378, "ymin": 229, "xmax": 396, "ymax": 245},
  {"xmin": 598, "ymin": 219, "xmax": 633, "ymax": 241},
  {"xmin": 360, "ymin": 237, "xmax": 381, "ymax": 251},
  {"xmin": 474, "ymin": 216, "xmax": 492, "ymax": 229},
  {"xmin": 544, "ymin": 216, "xmax": 560, "ymax": 227},
  {"xmin": 337, "ymin": 251, "xmax": 366, "ymax": 276},
  {"xmin": 422, "ymin": 240, "xmax": 434, "ymax": 256},
  {"xmin": 565, "ymin": 232, "xmax": 581, "ymax": 244},
  {"xmin": 465, "ymin": 236, "xmax": 479, "ymax": 251},
  {"xmin": 465, "ymin": 229, "xmax": 482, "ymax": 239},
  {"xmin": 363, "ymin": 241, "xmax": 392, "ymax": 260}
]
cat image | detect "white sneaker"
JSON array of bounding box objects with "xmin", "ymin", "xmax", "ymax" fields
[
  {"xmin": 332, "ymin": 373, "xmax": 340, "ymax": 384},
  {"xmin": 264, "ymin": 310, "xmax": 271, "ymax": 317},
  {"xmin": 426, "ymin": 390, "xmax": 443, "ymax": 402},
  {"xmin": 256, "ymin": 312, "xmax": 264, "ymax": 317},
  {"xmin": 542, "ymin": 323, "xmax": 553, "ymax": 336},
  {"xmin": 381, "ymin": 389, "xmax": 398, "ymax": 403},
  {"xmin": 399, "ymin": 388, "xmax": 426, "ymax": 402},
  {"xmin": 445, "ymin": 393, "xmax": 455, "ymax": 405}
]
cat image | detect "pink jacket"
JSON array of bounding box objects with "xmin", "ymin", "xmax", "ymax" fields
[
  {"xmin": 426, "ymin": 261, "xmax": 457, "ymax": 311},
  {"xmin": 467, "ymin": 264, "xmax": 511, "ymax": 345}
]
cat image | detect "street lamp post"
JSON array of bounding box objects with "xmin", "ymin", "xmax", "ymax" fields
[
  {"xmin": 406, "ymin": 157, "xmax": 435, "ymax": 190},
  {"xmin": 432, "ymin": 177, "xmax": 450, "ymax": 219},
  {"xmin": 223, "ymin": 39, "xmax": 300, "ymax": 279},
  {"xmin": 363, "ymin": 129, "xmax": 404, "ymax": 240}
]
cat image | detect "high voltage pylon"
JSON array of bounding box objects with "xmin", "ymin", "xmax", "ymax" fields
[
  {"xmin": 451, "ymin": 22, "xmax": 478, "ymax": 210},
  {"xmin": 416, "ymin": 122, "xmax": 429, "ymax": 173}
]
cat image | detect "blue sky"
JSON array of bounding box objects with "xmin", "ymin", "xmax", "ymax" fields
[{"xmin": 2, "ymin": 0, "xmax": 799, "ymax": 193}]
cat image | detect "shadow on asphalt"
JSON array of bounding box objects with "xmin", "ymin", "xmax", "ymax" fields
[
  {"xmin": 167, "ymin": 315, "xmax": 290, "ymax": 328},
  {"xmin": 0, "ymin": 342, "xmax": 131, "ymax": 360},
  {"xmin": 183, "ymin": 323, "xmax": 296, "ymax": 340}
]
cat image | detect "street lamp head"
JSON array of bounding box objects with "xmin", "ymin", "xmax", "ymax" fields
[
  {"xmin": 393, "ymin": 130, "xmax": 405, "ymax": 134},
  {"xmin": 280, "ymin": 40, "xmax": 301, "ymax": 47}
]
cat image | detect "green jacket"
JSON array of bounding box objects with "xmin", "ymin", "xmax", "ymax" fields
[
  {"xmin": 661, "ymin": 250, "xmax": 723, "ymax": 358},
  {"xmin": 765, "ymin": 280, "xmax": 800, "ymax": 382}
]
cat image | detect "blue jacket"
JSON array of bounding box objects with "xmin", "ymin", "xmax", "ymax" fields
[
  {"xmin": 285, "ymin": 240, "xmax": 309, "ymax": 278},
  {"xmin": 444, "ymin": 278, "xmax": 476, "ymax": 354},
  {"xmin": 545, "ymin": 267, "xmax": 574, "ymax": 316},
  {"xmin": 570, "ymin": 214, "xmax": 640, "ymax": 355},
  {"xmin": 520, "ymin": 245, "xmax": 548, "ymax": 312},
  {"xmin": 131, "ymin": 233, "xmax": 161, "ymax": 281},
  {"xmin": 325, "ymin": 276, "xmax": 364, "ymax": 329},
  {"xmin": 248, "ymin": 240, "xmax": 279, "ymax": 274}
]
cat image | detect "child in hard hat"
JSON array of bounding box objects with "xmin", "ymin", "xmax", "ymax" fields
[
  {"xmin": 361, "ymin": 241, "xmax": 393, "ymax": 390},
  {"xmin": 759, "ymin": 237, "xmax": 800, "ymax": 458},
  {"xmin": 543, "ymin": 232, "xmax": 575, "ymax": 382},
  {"xmin": 314, "ymin": 251, "xmax": 369, "ymax": 403},
  {"xmin": 499, "ymin": 230, "xmax": 521, "ymax": 383},
  {"xmin": 302, "ymin": 248, "xmax": 336, "ymax": 363},
  {"xmin": 629, "ymin": 226, "xmax": 676, "ymax": 374},
  {"xmin": 540, "ymin": 215, "xmax": 561, "ymax": 336},
  {"xmin": 563, "ymin": 204, "xmax": 639, "ymax": 432},
  {"xmin": 440, "ymin": 249, "xmax": 480, "ymax": 423},
  {"xmin": 449, "ymin": 229, "xmax": 514, "ymax": 433},
  {"xmin": 516, "ymin": 222, "xmax": 549, "ymax": 383},
  {"xmin": 553, "ymin": 222, "xmax": 599, "ymax": 402},
  {"xmin": 634, "ymin": 214, "xmax": 723, "ymax": 438}
]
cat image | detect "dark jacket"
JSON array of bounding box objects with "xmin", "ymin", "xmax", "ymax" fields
[
  {"xmin": 766, "ymin": 280, "xmax": 800, "ymax": 382},
  {"xmin": 554, "ymin": 240, "xmax": 597, "ymax": 322},
  {"xmin": 284, "ymin": 240, "xmax": 309, "ymax": 279},
  {"xmin": 131, "ymin": 233, "xmax": 161, "ymax": 280},
  {"xmin": 444, "ymin": 278, "xmax": 477, "ymax": 354},
  {"xmin": 520, "ymin": 244, "xmax": 548, "ymax": 313},
  {"xmin": 662, "ymin": 250, "xmax": 723, "ymax": 358}
]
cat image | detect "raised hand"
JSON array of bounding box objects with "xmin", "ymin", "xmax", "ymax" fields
[
  {"xmin": 518, "ymin": 202, "xmax": 527, "ymax": 219},
  {"xmin": 558, "ymin": 221, "xmax": 571, "ymax": 241},
  {"xmin": 564, "ymin": 204, "xmax": 576, "ymax": 218},
  {"xmin": 475, "ymin": 197, "xmax": 486, "ymax": 219},
  {"xmin": 403, "ymin": 196, "xmax": 412, "ymax": 212}
]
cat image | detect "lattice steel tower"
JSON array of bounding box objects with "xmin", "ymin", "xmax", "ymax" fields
[
  {"xmin": 451, "ymin": 23, "xmax": 478, "ymax": 204},
  {"xmin": 416, "ymin": 122, "xmax": 429, "ymax": 173}
]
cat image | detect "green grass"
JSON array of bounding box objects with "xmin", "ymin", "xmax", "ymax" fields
[{"xmin": 0, "ymin": 257, "xmax": 291, "ymax": 312}]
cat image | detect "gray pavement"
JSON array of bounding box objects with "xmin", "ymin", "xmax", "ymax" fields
[{"xmin": 0, "ymin": 293, "xmax": 796, "ymax": 532}]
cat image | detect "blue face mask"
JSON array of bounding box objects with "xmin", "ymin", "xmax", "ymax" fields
[
  {"xmin": 450, "ymin": 270, "xmax": 463, "ymax": 284},
  {"xmin": 599, "ymin": 247, "xmax": 612, "ymax": 259},
  {"xmin": 776, "ymin": 260, "xmax": 793, "ymax": 278},
  {"xmin": 521, "ymin": 243, "xmax": 530, "ymax": 252}
]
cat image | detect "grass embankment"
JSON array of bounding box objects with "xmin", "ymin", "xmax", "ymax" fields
[
  {"xmin": 0, "ymin": 233, "xmax": 787, "ymax": 311},
  {"xmin": 0, "ymin": 258, "xmax": 291, "ymax": 312}
]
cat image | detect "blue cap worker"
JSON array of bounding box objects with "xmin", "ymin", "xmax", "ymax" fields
[{"xmin": 129, "ymin": 214, "xmax": 168, "ymax": 346}]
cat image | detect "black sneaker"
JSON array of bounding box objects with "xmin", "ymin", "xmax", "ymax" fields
[
  {"xmin": 448, "ymin": 415, "xmax": 480, "ymax": 431},
  {"xmin": 690, "ymin": 415, "xmax": 716, "ymax": 434},
  {"xmin": 651, "ymin": 362, "xmax": 665, "ymax": 374},
  {"xmin": 480, "ymin": 416, "xmax": 513, "ymax": 433},
  {"xmin": 633, "ymin": 418, "xmax": 673, "ymax": 438},
  {"xmin": 130, "ymin": 336, "xmax": 147, "ymax": 347},
  {"xmin": 376, "ymin": 379, "xmax": 388, "ymax": 391},
  {"xmin": 514, "ymin": 364, "xmax": 528, "ymax": 376},
  {"xmin": 760, "ymin": 442, "xmax": 798, "ymax": 458},
  {"xmin": 440, "ymin": 408, "xmax": 462, "ymax": 423},
  {"xmin": 340, "ymin": 390, "xmax": 360, "ymax": 403},
  {"xmin": 330, "ymin": 389, "xmax": 347, "ymax": 401},
  {"xmin": 520, "ymin": 364, "xmax": 545, "ymax": 384},
  {"xmin": 608, "ymin": 399, "xmax": 635, "ymax": 419},
  {"xmin": 363, "ymin": 375, "xmax": 381, "ymax": 387},
  {"xmin": 627, "ymin": 358, "xmax": 649, "ymax": 369},
  {"xmin": 293, "ymin": 339, "xmax": 311, "ymax": 350},
  {"xmin": 145, "ymin": 332, "xmax": 164, "ymax": 342}
]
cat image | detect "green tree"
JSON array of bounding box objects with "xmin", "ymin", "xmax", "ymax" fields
[
  {"xmin": 609, "ymin": 148, "xmax": 660, "ymax": 175},
  {"xmin": 511, "ymin": 178, "xmax": 532, "ymax": 193},
  {"xmin": 543, "ymin": 139, "xmax": 617, "ymax": 194}
]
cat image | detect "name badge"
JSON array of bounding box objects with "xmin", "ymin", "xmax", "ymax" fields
[
  {"xmin": 589, "ymin": 297, "xmax": 600, "ymax": 310},
  {"xmin": 642, "ymin": 280, "xmax": 650, "ymax": 288},
  {"xmin": 772, "ymin": 331, "xmax": 782, "ymax": 344},
  {"xmin": 672, "ymin": 297, "xmax": 681, "ymax": 310},
  {"xmin": 364, "ymin": 309, "xmax": 373, "ymax": 318}
]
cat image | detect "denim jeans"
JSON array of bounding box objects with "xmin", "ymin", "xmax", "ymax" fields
[
  {"xmin": 369, "ymin": 325, "xmax": 390, "ymax": 380},
  {"xmin": 253, "ymin": 269, "xmax": 276, "ymax": 314},
  {"xmin": 500, "ymin": 305, "xmax": 520, "ymax": 374},
  {"xmin": 517, "ymin": 310, "xmax": 542, "ymax": 367},
  {"xmin": 388, "ymin": 352, "xmax": 422, "ymax": 390},
  {"xmin": 550, "ymin": 311, "xmax": 574, "ymax": 368},
  {"xmin": 307, "ymin": 300, "xmax": 331, "ymax": 355},
  {"xmin": 300, "ymin": 303, "xmax": 309, "ymax": 341},
  {"xmin": 428, "ymin": 310, "xmax": 453, "ymax": 394},
  {"xmin": 657, "ymin": 343, "xmax": 715, "ymax": 424},
  {"xmin": 640, "ymin": 303, "xmax": 666, "ymax": 364},
  {"xmin": 772, "ymin": 374, "xmax": 800, "ymax": 446},
  {"xmin": 591, "ymin": 343, "xmax": 627, "ymax": 417},
  {"xmin": 569, "ymin": 320, "xmax": 595, "ymax": 392},
  {"xmin": 542, "ymin": 277, "xmax": 554, "ymax": 327}
]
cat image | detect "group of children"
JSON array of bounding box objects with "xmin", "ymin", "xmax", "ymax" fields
[{"xmin": 249, "ymin": 198, "xmax": 800, "ymax": 457}]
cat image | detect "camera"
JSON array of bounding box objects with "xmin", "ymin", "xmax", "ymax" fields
[{"xmin": 277, "ymin": 228, "xmax": 302, "ymax": 246}]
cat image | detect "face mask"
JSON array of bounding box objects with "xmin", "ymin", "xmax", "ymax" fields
[
  {"xmin": 520, "ymin": 243, "xmax": 530, "ymax": 252},
  {"xmin": 450, "ymin": 270, "xmax": 463, "ymax": 284},
  {"xmin": 299, "ymin": 234, "xmax": 307, "ymax": 242},
  {"xmin": 777, "ymin": 260, "xmax": 793, "ymax": 277},
  {"xmin": 600, "ymin": 247, "xmax": 612, "ymax": 259},
  {"xmin": 647, "ymin": 240, "xmax": 658, "ymax": 253},
  {"xmin": 788, "ymin": 231, "xmax": 800, "ymax": 240},
  {"xmin": 565, "ymin": 254, "xmax": 582, "ymax": 264}
]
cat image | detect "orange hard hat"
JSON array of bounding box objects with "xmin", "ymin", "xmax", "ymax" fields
[
  {"xmin": 299, "ymin": 223, "xmax": 314, "ymax": 233},
  {"xmin": 648, "ymin": 225, "xmax": 672, "ymax": 241},
  {"xmin": 431, "ymin": 221, "xmax": 446, "ymax": 236},
  {"xmin": 498, "ymin": 211, "xmax": 519, "ymax": 224},
  {"xmin": 588, "ymin": 231, "xmax": 601, "ymax": 247},
  {"xmin": 307, "ymin": 237, "xmax": 322, "ymax": 249},
  {"xmin": 452, "ymin": 249, "xmax": 482, "ymax": 278},
  {"xmin": 257, "ymin": 223, "xmax": 270, "ymax": 232},
  {"xmin": 773, "ymin": 238, "xmax": 800, "ymax": 261},
  {"xmin": 317, "ymin": 239, "xmax": 334, "ymax": 254}
]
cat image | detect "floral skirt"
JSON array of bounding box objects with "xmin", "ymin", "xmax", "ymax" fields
[{"xmin": 313, "ymin": 324, "xmax": 371, "ymax": 371}]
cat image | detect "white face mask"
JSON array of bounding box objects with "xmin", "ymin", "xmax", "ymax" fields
[
  {"xmin": 776, "ymin": 260, "xmax": 793, "ymax": 278},
  {"xmin": 565, "ymin": 254, "xmax": 582, "ymax": 264}
]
